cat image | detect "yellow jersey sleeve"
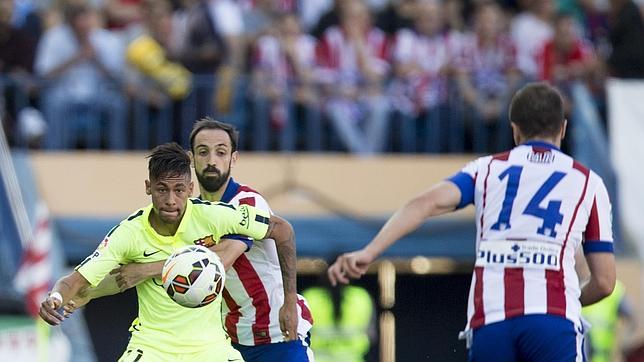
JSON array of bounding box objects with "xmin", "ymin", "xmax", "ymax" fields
[
  {"xmin": 204, "ymin": 202, "xmax": 271, "ymax": 241},
  {"xmin": 75, "ymin": 221, "xmax": 134, "ymax": 287}
]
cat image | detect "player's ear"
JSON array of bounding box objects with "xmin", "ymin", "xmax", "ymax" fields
[
  {"xmin": 230, "ymin": 150, "xmax": 239, "ymax": 169},
  {"xmin": 189, "ymin": 181, "xmax": 194, "ymax": 195},
  {"xmin": 510, "ymin": 122, "xmax": 520, "ymax": 146},
  {"xmin": 145, "ymin": 180, "xmax": 151, "ymax": 195},
  {"xmin": 561, "ymin": 119, "xmax": 568, "ymax": 141},
  {"xmin": 188, "ymin": 150, "xmax": 195, "ymax": 168}
]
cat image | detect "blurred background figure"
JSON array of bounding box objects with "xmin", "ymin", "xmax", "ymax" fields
[
  {"xmin": 388, "ymin": 0, "xmax": 452, "ymax": 153},
  {"xmin": 35, "ymin": 0, "xmax": 125, "ymax": 149},
  {"xmin": 511, "ymin": 0, "xmax": 555, "ymax": 80},
  {"xmin": 251, "ymin": 11, "xmax": 318, "ymax": 151},
  {"xmin": 583, "ymin": 280, "xmax": 636, "ymax": 362},
  {"xmin": 605, "ymin": 0, "xmax": 644, "ymax": 78},
  {"xmin": 316, "ymin": 0, "xmax": 390, "ymax": 154},
  {"xmin": 455, "ymin": 1, "xmax": 521, "ymax": 153},
  {"xmin": 302, "ymin": 261, "xmax": 376, "ymax": 362},
  {"xmin": 124, "ymin": 0, "xmax": 191, "ymax": 149},
  {"xmin": 0, "ymin": 0, "xmax": 38, "ymax": 146},
  {"xmin": 180, "ymin": 0, "xmax": 246, "ymax": 131}
]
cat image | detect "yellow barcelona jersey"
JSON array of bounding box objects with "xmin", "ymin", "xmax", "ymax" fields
[{"xmin": 76, "ymin": 199, "xmax": 270, "ymax": 354}]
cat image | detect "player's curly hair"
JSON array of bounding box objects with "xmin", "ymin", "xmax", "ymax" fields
[
  {"xmin": 189, "ymin": 117, "xmax": 239, "ymax": 153},
  {"xmin": 147, "ymin": 142, "xmax": 191, "ymax": 181},
  {"xmin": 509, "ymin": 82, "xmax": 565, "ymax": 139}
]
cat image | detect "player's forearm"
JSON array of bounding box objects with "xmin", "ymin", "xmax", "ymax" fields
[
  {"xmin": 364, "ymin": 198, "xmax": 435, "ymax": 260},
  {"xmin": 84, "ymin": 273, "xmax": 125, "ymax": 300},
  {"xmin": 51, "ymin": 271, "xmax": 90, "ymax": 304},
  {"xmin": 270, "ymin": 216, "xmax": 298, "ymax": 303},
  {"xmin": 276, "ymin": 232, "xmax": 298, "ymax": 303},
  {"xmin": 580, "ymin": 274, "xmax": 615, "ymax": 306}
]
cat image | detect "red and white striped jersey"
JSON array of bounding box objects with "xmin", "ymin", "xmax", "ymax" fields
[
  {"xmin": 448, "ymin": 141, "xmax": 614, "ymax": 332},
  {"xmin": 315, "ymin": 25, "xmax": 390, "ymax": 86},
  {"xmin": 218, "ymin": 178, "xmax": 314, "ymax": 346}
]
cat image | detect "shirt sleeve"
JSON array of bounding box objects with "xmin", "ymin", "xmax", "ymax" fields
[
  {"xmin": 75, "ymin": 223, "xmax": 132, "ymax": 287},
  {"xmin": 209, "ymin": 202, "xmax": 271, "ymax": 242},
  {"xmin": 582, "ymin": 179, "xmax": 614, "ymax": 254},
  {"xmin": 446, "ymin": 159, "xmax": 478, "ymax": 209}
]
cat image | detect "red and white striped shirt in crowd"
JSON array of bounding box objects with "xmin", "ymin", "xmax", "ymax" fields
[
  {"xmin": 315, "ymin": 25, "xmax": 390, "ymax": 87},
  {"xmin": 218, "ymin": 178, "xmax": 313, "ymax": 346},
  {"xmin": 253, "ymin": 33, "xmax": 317, "ymax": 90},
  {"xmin": 448, "ymin": 141, "xmax": 613, "ymax": 333},
  {"xmin": 389, "ymin": 28, "xmax": 455, "ymax": 113},
  {"xmin": 455, "ymin": 33, "xmax": 518, "ymax": 95}
]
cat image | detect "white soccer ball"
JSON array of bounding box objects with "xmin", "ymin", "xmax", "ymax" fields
[{"xmin": 162, "ymin": 245, "xmax": 225, "ymax": 308}]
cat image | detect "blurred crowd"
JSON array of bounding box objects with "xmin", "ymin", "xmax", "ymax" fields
[{"xmin": 1, "ymin": 0, "xmax": 643, "ymax": 153}]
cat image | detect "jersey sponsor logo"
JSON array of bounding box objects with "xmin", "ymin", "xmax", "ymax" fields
[
  {"xmin": 143, "ymin": 249, "xmax": 162, "ymax": 257},
  {"xmin": 526, "ymin": 150, "xmax": 555, "ymax": 164},
  {"xmin": 239, "ymin": 205, "xmax": 249, "ymax": 228},
  {"xmin": 193, "ymin": 234, "xmax": 215, "ymax": 247},
  {"xmin": 476, "ymin": 240, "xmax": 561, "ymax": 270}
]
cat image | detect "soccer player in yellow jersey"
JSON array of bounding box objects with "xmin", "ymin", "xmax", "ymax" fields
[{"xmin": 38, "ymin": 142, "xmax": 297, "ymax": 362}]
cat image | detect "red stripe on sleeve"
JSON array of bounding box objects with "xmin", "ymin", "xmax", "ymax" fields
[{"xmin": 585, "ymin": 197, "xmax": 600, "ymax": 241}]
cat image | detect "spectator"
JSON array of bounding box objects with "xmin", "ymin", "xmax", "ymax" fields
[
  {"xmin": 511, "ymin": 0, "xmax": 555, "ymax": 79},
  {"xmin": 124, "ymin": 0, "xmax": 192, "ymax": 148},
  {"xmin": 606, "ymin": 0, "xmax": 644, "ymax": 78},
  {"xmin": 102, "ymin": 0, "xmax": 141, "ymax": 30},
  {"xmin": 316, "ymin": 0, "xmax": 390, "ymax": 154},
  {"xmin": 456, "ymin": 1, "xmax": 521, "ymax": 152},
  {"xmin": 251, "ymin": 12, "xmax": 318, "ymax": 150},
  {"xmin": 311, "ymin": 0, "xmax": 342, "ymax": 38},
  {"xmin": 0, "ymin": 0, "xmax": 38, "ymax": 145},
  {"xmin": 35, "ymin": 0, "xmax": 126, "ymax": 149},
  {"xmin": 389, "ymin": 0, "xmax": 452, "ymax": 152},
  {"xmin": 180, "ymin": 0, "xmax": 246, "ymax": 132},
  {"xmin": 375, "ymin": 0, "xmax": 417, "ymax": 35}
]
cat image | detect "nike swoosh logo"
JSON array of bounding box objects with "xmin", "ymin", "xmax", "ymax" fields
[{"xmin": 143, "ymin": 250, "xmax": 161, "ymax": 257}]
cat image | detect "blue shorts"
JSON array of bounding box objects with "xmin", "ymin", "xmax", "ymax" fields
[
  {"xmin": 233, "ymin": 333, "xmax": 313, "ymax": 362},
  {"xmin": 469, "ymin": 315, "xmax": 586, "ymax": 362}
]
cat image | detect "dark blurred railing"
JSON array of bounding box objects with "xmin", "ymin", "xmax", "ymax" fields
[{"xmin": 2, "ymin": 74, "xmax": 524, "ymax": 154}]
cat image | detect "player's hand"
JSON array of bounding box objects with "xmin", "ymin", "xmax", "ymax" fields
[
  {"xmin": 63, "ymin": 287, "xmax": 91, "ymax": 317},
  {"xmin": 279, "ymin": 300, "xmax": 298, "ymax": 342},
  {"xmin": 39, "ymin": 293, "xmax": 64, "ymax": 326},
  {"xmin": 110, "ymin": 263, "xmax": 159, "ymax": 290},
  {"xmin": 328, "ymin": 249, "xmax": 374, "ymax": 286}
]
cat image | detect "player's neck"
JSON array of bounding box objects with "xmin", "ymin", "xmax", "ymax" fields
[
  {"xmin": 519, "ymin": 136, "xmax": 561, "ymax": 149},
  {"xmin": 199, "ymin": 177, "xmax": 231, "ymax": 202},
  {"xmin": 148, "ymin": 211, "xmax": 181, "ymax": 236}
]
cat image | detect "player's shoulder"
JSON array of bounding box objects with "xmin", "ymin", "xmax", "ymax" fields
[
  {"xmin": 115, "ymin": 208, "xmax": 146, "ymax": 230},
  {"xmin": 231, "ymin": 183, "xmax": 272, "ymax": 211},
  {"xmin": 189, "ymin": 197, "xmax": 238, "ymax": 211}
]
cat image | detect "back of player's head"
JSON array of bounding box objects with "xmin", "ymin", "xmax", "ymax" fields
[
  {"xmin": 189, "ymin": 117, "xmax": 239, "ymax": 153},
  {"xmin": 509, "ymin": 82, "xmax": 565, "ymax": 139},
  {"xmin": 148, "ymin": 142, "xmax": 191, "ymax": 181}
]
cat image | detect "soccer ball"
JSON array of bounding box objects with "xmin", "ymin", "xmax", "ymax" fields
[{"xmin": 162, "ymin": 245, "xmax": 225, "ymax": 308}]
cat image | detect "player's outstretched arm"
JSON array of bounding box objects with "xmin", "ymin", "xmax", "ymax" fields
[
  {"xmin": 328, "ymin": 181, "xmax": 462, "ymax": 286},
  {"xmin": 209, "ymin": 238, "xmax": 249, "ymax": 269},
  {"xmin": 264, "ymin": 215, "xmax": 299, "ymax": 341},
  {"xmin": 40, "ymin": 271, "xmax": 90, "ymax": 326},
  {"xmin": 580, "ymin": 252, "xmax": 616, "ymax": 306}
]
